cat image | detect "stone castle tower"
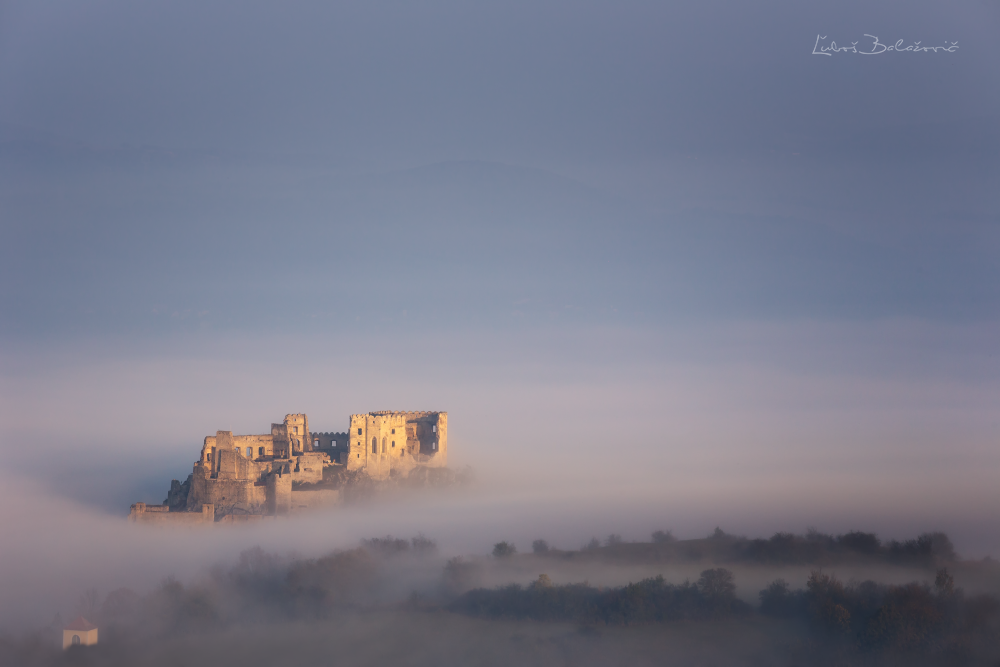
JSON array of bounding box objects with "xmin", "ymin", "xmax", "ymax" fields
[{"xmin": 346, "ymin": 411, "xmax": 447, "ymax": 480}]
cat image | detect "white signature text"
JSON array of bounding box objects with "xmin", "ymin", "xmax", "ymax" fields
[{"xmin": 812, "ymin": 34, "xmax": 958, "ymax": 56}]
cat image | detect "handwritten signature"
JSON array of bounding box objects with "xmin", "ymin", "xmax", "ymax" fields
[{"xmin": 812, "ymin": 34, "xmax": 958, "ymax": 56}]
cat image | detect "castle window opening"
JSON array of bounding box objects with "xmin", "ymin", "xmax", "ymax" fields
[
  {"xmin": 313, "ymin": 439, "xmax": 319, "ymax": 448},
  {"xmin": 433, "ymin": 425, "xmax": 437, "ymax": 432},
  {"xmin": 235, "ymin": 446, "xmax": 240, "ymax": 453},
  {"xmin": 372, "ymin": 437, "xmax": 377, "ymax": 454},
  {"xmin": 381, "ymin": 437, "xmax": 386, "ymax": 453},
  {"xmin": 72, "ymin": 635, "xmax": 80, "ymax": 645},
  {"xmin": 358, "ymin": 428, "xmax": 362, "ymax": 435},
  {"xmin": 391, "ymin": 428, "xmax": 395, "ymax": 434},
  {"xmin": 392, "ymin": 441, "xmax": 395, "ymax": 448},
  {"xmin": 246, "ymin": 447, "xmax": 252, "ymax": 458},
  {"xmin": 258, "ymin": 447, "xmax": 264, "ymax": 456}
]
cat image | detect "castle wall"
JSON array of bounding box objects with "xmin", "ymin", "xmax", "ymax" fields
[
  {"xmin": 198, "ymin": 415, "xmax": 307, "ymax": 461},
  {"xmin": 129, "ymin": 502, "xmax": 214, "ymax": 525},
  {"xmin": 232, "ymin": 435, "xmax": 274, "ymax": 459},
  {"xmin": 266, "ymin": 470, "xmax": 292, "ymax": 515},
  {"xmin": 139, "ymin": 410, "xmax": 448, "ymax": 523},
  {"xmin": 405, "ymin": 412, "xmax": 447, "ymax": 466},
  {"xmin": 347, "ymin": 412, "xmax": 403, "ymax": 479},
  {"xmin": 289, "ymin": 488, "xmax": 340, "ymax": 511},
  {"xmin": 195, "ymin": 477, "xmax": 267, "ymax": 514},
  {"xmin": 186, "ymin": 453, "xmax": 269, "ymax": 514},
  {"xmin": 270, "ymin": 423, "xmax": 291, "ymax": 458},
  {"xmin": 186, "ymin": 462, "xmax": 212, "ymax": 511},
  {"xmin": 217, "ymin": 514, "xmax": 274, "ymax": 524},
  {"xmin": 311, "ymin": 431, "xmax": 349, "ymax": 459},
  {"xmin": 347, "ymin": 411, "xmax": 447, "ymax": 479},
  {"xmin": 214, "ymin": 448, "xmax": 270, "ymax": 481},
  {"xmin": 291, "ymin": 451, "xmax": 326, "ymax": 484},
  {"xmin": 279, "ymin": 413, "xmax": 310, "ymax": 455},
  {"xmin": 201, "ymin": 432, "xmax": 276, "ymax": 465}
]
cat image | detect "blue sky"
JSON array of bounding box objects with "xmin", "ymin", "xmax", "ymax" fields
[{"xmin": 1, "ymin": 0, "xmax": 999, "ymax": 586}]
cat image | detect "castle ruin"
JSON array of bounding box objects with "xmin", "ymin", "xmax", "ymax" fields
[{"xmin": 129, "ymin": 411, "xmax": 447, "ymax": 523}]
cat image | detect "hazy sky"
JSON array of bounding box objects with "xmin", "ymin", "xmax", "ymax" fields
[{"xmin": 0, "ymin": 0, "xmax": 999, "ymax": 621}]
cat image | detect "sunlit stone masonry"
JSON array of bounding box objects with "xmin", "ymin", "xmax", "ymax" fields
[{"xmin": 129, "ymin": 411, "xmax": 447, "ymax": 524}]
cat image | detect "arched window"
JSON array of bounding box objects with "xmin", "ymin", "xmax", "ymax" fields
[
  {"xmin": 372, "ymin": 437, "xmax": 377, "ymax": 454},
  {"xmin": 382, "ymin": 437, "xmax": 386, "ymax": 453},
  {"xmin": 72, "ymin": 635, "xmax": 80, "ymax": 645}
]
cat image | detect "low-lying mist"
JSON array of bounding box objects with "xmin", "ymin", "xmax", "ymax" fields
[
  {"xmin": 3, "ymin": 297, "xmax": 998, "ymax": 665},
  {"xmin": 4, "ymin": 519, "xmax": 999, "ymax": 667},
  {"xmin": 4, "ymin": 320, "xmax": 999, "ymax": 541},
  {"xmin": 4, "ymin": 463, "xmax": 1000, "ymax": 630}
]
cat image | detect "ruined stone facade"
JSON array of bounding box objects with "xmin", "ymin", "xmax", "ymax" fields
[
  {"xmin": 130, "ymin": 411, "xmax": 447, "ymax": 524},
  {"xmin": 345, "ymin": 411, "xmax": 448, "ymax": 479}
]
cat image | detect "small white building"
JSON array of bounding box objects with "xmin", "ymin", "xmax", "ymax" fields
[{"xmin": 63, "ymin": 616, "xmax": 98, "ymax": 649}]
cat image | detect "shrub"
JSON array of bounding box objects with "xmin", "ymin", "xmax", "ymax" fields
[
  {"xmin": 410, "ymin": 535, "xmax": 438, "ymax": 554},
  {"xmin": 759, "ymin": 579, "xmax": 798, "ymax": 617},
  {"xmin": 532, "ymin": 539, "xmax": 550, "ymax": 554},
  {"xmin": 698, "ymin": 568, "xmax": 736, "ymax": 600},
  {"xmin": 451, "ymin": 573, "xmax": 750, "ymax": 625},
  {"xmin": 362, "ymin": 535, "xmax": 410, "ymax": 556},
  {"xmin": 837, "ymin": 531, "xmax": 881, "ymax": 555},
  {"xmin": 443, "ymin": 557, "xmax": 483, "ymax": 592},
  {"xmin": 492, "ymin": 541, "xmax": 517, "ymax": 558},
  {"xmin": 887, "ymin": 532, "xmax": 957, "ymax": 563},
  {"xmin": 934, "ymin": 568, "xmax": 955, "ymax": 596}
]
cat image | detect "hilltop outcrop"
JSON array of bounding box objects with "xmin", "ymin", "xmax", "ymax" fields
[{"xmin": 129, "ymin": 411, "xmax": 452, "ymax": 524}]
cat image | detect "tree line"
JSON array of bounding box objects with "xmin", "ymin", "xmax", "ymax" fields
[
  {"xmin": 451, "ymin": 566, "xmax": 999, "ymax": 658},
  {"xmin": 509, "ymin": 528, "xmax": 960, "ymax": 566}
]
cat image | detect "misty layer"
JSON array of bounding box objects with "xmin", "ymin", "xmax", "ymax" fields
[{"xmin": 4, "ymin": 529, "xmax": 999, "ymax": 666}]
